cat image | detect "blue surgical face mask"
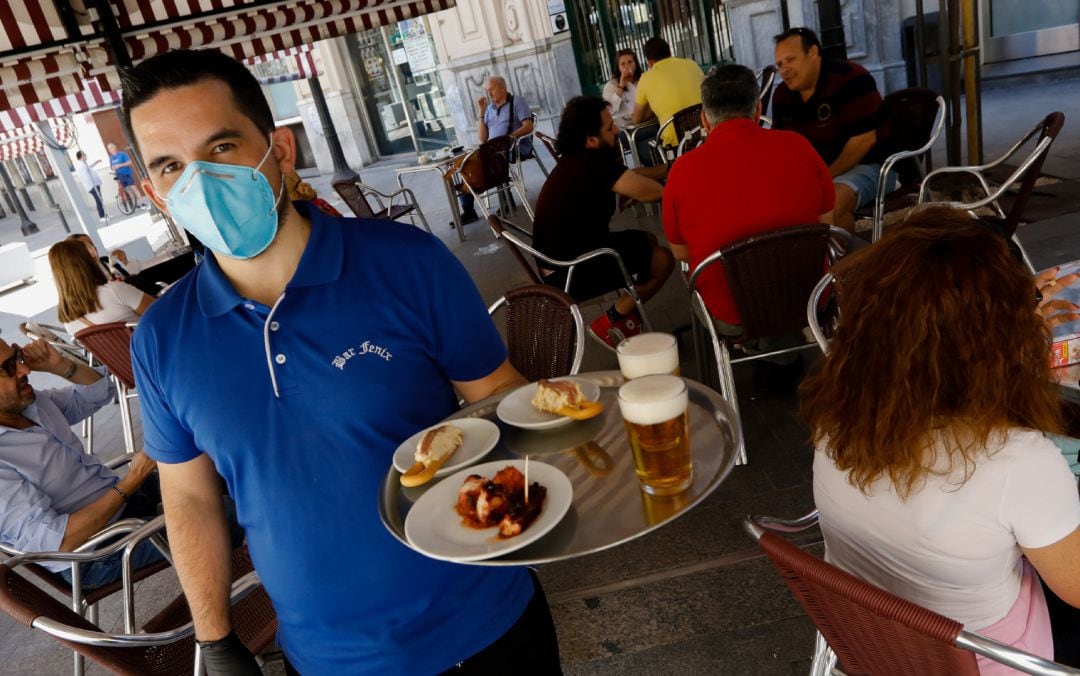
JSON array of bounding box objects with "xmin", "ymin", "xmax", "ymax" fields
[{"xmin": 165, "ymin": 137, "xmax": 284, "ymax": 260}]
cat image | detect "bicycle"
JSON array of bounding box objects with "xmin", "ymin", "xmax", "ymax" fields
[{"xmin": 113, "ymin": 172, "xmax": 137, "ymax": 215}]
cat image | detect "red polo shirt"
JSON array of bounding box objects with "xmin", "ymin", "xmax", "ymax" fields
[{"xmin": 662, "ymin": 117, "xmax": 835, "ymax": 325}]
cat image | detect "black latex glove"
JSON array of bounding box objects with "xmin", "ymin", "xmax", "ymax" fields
[{"xmin": 199, "ymin": 630, "xmax": 262, "ymax": 675}]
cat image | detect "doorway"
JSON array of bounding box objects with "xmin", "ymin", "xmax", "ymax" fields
[{"xmin": 349, "ymin": 19, "xmax": 457, "ymax": 157}]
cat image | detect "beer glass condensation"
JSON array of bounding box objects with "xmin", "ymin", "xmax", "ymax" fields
[
  {"xmin": 616, "ymin": 332, "xmax": 679, "ymax": 379},
  {"xmin": 617, "ymin": 375, "xmax": 692, "ymax": 495}
]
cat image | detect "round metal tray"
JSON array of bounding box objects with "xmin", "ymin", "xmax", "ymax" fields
[{"xmin": 378, "ymin": 371, "xmax": 742, "ymax": 566}]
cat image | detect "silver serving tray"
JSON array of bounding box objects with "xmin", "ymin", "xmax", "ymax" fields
[{"xmin": 378, "ymin": 371, "xmax": 743, "ymax": 566}]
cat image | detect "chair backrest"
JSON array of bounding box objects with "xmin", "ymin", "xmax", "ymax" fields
[
  {"xmin": 493, "ymin": 285, "xmax": 584, "ymax": 381},
  {"xmin": 757, "ymin": 65, "xmax": 777, "ymax": 116},
  {"xmin": 755, "ymin": 529, "xmax": 981, "ymax": 675},
  {"xmin": 0, "ymin": 546, "xmax": 276, "ymax": 676},
  {"xmin": 331, "ymin": 179, "xmax": 377, "ymax": 219},
  {"xmin": 692, "ymin": 225, "xmax": 831, "ymax": 341},
  {"xmin": 460, "ymin": 135, "xmax": 515, "ymax": 194},
  {"xmin": 875, "ymin": 88, "xmax": 944, "ymax": 187},
  {"xmin": 672, "ymin": 103, "xmax": 703, "ymax": 143},
  {"xmin": 1001, "ymin": 111, "xmax": 1065, "ymax": 235},
  {"xmin": 535, "ymin": 129, "xmax": 559, "ymax": 160},
  {"xmin": 677, "ymin": 126, "xmax": 705, "ymax": 156},
  {"xmin": 74, "ymin": 322, "xmax": 135, "ymax": 390},
  {"xmin": 487, "ymin": 215, "xmax": 543, "ymax": 285}
]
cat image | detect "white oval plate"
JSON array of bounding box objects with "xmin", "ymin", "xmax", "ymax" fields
[
  {"xmin": 404, "ymin": 459, "xmax": 572, "ymax": 563},
  {"xmin": 495, "ymin": 377, "xmax": 602, "ymax": 431},
  {"xmin": 392, "ymin": 418, "xmax": 501, "ymax": 477}
]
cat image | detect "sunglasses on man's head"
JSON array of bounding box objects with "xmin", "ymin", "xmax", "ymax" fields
[{"xmin": 0, "ymin": 347, "xmax": 24, "ymax": 377}]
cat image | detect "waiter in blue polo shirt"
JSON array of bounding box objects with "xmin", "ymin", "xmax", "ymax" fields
[
  {"xmin": 123, "ymin": 49, "xmax": 561, "ymax": 675},
  {"xmin": 457, "ymin": 75, "xmax": 535, "ymax": 224}
]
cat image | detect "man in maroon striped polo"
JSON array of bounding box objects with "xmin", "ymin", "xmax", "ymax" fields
[{"xmin": 771, "ymin": 27, "xmax": 891, "ymax": 234}]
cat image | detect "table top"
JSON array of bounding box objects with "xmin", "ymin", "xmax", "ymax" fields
[
  {"xmin": 395, "ymin": 149, "xmax": 471, "ymax": 176},
  {"xmin": 378, "ymin": 371, "xmax": 742, "ymax": 566}
]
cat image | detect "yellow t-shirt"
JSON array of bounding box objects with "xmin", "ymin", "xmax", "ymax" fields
[{"xmin": 635, "ymin": 57, "xmax": 705, "ymax": 146}]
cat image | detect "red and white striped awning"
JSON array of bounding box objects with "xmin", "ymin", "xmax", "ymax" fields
[
  {"xmin": 0, "ymin": 78, "xmax": 120, "ymax": 132},
  {"xmin": 0, "ymin": 117, "xmax": 73, "ymax": 161},
  {"xmin": 247, "ymin": 44, "xmax": 321, "ymax": 85},
  {"xmin": 1, "ymin": 0, "xmax": 455, "ymax": 112}
]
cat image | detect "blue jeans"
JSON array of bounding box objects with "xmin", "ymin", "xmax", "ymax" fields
[{"xmin": 59, "ymin": 539, "xmax": 167, "ymax": 590}]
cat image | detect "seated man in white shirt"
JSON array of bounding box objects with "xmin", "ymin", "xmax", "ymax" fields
[{"xmin": 0, "ymin": 337, "xmax": 163, "ymax": 589}]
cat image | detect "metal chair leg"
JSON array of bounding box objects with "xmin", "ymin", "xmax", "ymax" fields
[
  {"xmin": 717, "ymin": 343, "xmax": 747, "ymax": 466},
  {"xmin": 116, "ymin": 382, "xmax": 136, "ymax": 456},
  {"xmin": 82, "ymin": 414, "xmax": 94, "ymax": 455}
]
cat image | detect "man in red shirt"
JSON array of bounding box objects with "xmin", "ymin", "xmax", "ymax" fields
[{"xmin": 663, "ymin": 64, "xmax": 834, "ymax": 386}]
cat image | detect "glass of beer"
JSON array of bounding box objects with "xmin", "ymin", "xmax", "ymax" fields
[
  {"xmin": 616, "ymin": 332, "xmax": 679, "ymax": 379},
  {"xmin": 617, "ymin": 374, "xmax": 692, "ymax": 496}
]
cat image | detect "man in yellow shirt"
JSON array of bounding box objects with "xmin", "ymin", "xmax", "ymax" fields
[{"xmin": 632, "ymin": 37, "xmax": 705, "ymax": 147}]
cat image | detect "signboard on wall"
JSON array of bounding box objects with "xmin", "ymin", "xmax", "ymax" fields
[
  {"xmin": 399, "ymin": 19, "xmax": 437, "ymax": 75},
  {"xmin": 548, "ymin": 0, "xmax": 568, "ymax": 34}
]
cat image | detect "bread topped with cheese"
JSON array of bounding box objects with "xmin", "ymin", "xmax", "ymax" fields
[{"xmin": 415, "ymin": 424, "xmax": 463, "ymax": 466}]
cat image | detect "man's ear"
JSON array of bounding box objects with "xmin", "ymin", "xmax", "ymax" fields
[
  {"xmin": 753, "ymin": 100, "xmax": 762, "ymax": 124},
  {"xmin": 584, "ymin": 135, "xmax": 600, "ymax": 150},
  {"xmin": 699, "ymin": 108, "xmax": 711, "ymax": 133},
  {"xmin": 142, "ymin": 178, "xmax": 168, "ymax": 214},
  {"xmin": 269, "ymin": 127, "xmax": 297, "ymax": 175}
]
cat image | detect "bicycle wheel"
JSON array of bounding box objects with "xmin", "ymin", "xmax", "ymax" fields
[{"xmin": 116, "ymin": 190, "xmax": 136, "ymax": 215}]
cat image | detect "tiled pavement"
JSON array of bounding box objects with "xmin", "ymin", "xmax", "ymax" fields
[{"xmin": 0, "ymin": 75, "xmax": 1079, "ymax": 674}]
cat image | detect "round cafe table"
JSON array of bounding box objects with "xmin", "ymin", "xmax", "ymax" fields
[{"xmin": 378, "ymin": 371, "xmax": 742, "ymax": 566}]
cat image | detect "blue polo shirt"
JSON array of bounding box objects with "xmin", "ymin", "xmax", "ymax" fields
[
  {"xmin": 484, "ymin": 95, "xmax": 533, "ymax": 156},
  {"xmin": 131, "ymin": 203, "xmax": 532, "ymax": 674},
  {"xmin": 109, "ymin": 150, "xmax": 133, "ymax": 180}
]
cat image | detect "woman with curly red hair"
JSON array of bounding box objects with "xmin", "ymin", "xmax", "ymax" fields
[{"xmin": 802, "ymin": 206, "xmax": 1080, "ymax": 669}]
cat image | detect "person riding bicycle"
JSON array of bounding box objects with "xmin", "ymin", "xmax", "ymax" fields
[{"xmin": 107, "ymin": 143, "xmax": 147, "ymax": 210}]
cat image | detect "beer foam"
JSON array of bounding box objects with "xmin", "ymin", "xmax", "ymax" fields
[
  {"xmin": 617, "ymin": 333, "xmax": 679, "ymax": 379},
  {"xmin": 618, "ymin": 375, "xmax": 688, "ymax": 425}
]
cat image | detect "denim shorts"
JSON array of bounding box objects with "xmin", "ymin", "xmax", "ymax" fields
[{"xmin": 835, "ymin": 163, "xmax": 896, "ymax": 210}]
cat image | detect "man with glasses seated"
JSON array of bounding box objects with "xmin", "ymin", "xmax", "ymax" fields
[
  {"xmin": 0, "ymin": 337, "xmax": 163, "ymax": 589},
  {"xmin": 772, "ymin": 27, "xmax": 890, "ymax": 234}
]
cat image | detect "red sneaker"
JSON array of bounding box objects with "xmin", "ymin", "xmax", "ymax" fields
[{"xmin": 588, "ymin": 310, "xmax": 643, "ymax": 351}]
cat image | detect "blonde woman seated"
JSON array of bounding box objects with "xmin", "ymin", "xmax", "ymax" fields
[
  {"xmin": 802, "ymin": 206, "xmax": 1080, "ymax": 671},
  {"xmin": 49, "ymin": 239, "xmax": 154, "ymax": 335}
]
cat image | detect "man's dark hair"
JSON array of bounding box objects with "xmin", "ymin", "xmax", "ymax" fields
[
  {"xmin": 120, "ymin": 49, "xmax": 275, "ymax": 155},
  {"xmin": 75, "ymin": 150, "xmax": 85, "ymax": 160},
  {"xmin": 701, "ymin": 65, "xmax": 759, "ymax": 125},
  {"xmin": 774, "ymin": 27, "xmax": 822, "ymax": 54},
  {"xmin": 643, "ymin": 37, "xmax": 672, "ymax": 63},
  {"xmin": 556, "ymin": 96, "xmax": 608, "ymax": 155}
]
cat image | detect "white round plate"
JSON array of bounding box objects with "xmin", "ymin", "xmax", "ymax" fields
[
  {"xmin": 404, "ymin": 459, "xmax": 573, "ymax": 563},
  {"xmin": 495, "ymin": 378, "xmax": 602, "ymax": 431},
  {"xmin": 392, "ymin": 418, "xmax": 501, "ymax": 477}
]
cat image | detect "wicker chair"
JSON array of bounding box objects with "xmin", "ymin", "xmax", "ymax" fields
[
  {"xmin": 20, "ymin": 321, "xmax": 98, "ymax": 454},
  {"xmin": 0, "ymin": 508, "xmax": 171, "ymax": 676},
  {"xmin": 459, "ymin": 135, "xmax": 534, "ymax": 228},
  {"xmin": 74, "ymin": 322, "xmax": 138, "ymax": 457},
  {"xmin": 689, "ymin": 225, "xmax": 850, "ymax": 464},
  {"xmin": 488, "ymin": 285, "xmax": 584, "ymax": 382},
  {"xmin": 653, "ymin": 103, "xmax": 704, "ymax": 165},
  {"xmin": 756, "ymin": 65, "xmax": 777, "ymax": 116},
  {"xmin": 860, "ymin": 88, "xmax": 946, "ymax": 241},
  {"xmin": 534, "ymin": 129, "xmax": 559, "ymax": 161},
  {"xmin": 331, "ymin": 177, "xmax": 431, "ymax": 233},
  {"xmin": 744, "ymin": 512, "xmax": 1080, "ymax": 675},
  {"xmin": 511, "ymin": 113, "xmax": 550, "ymax": 183},
  {"xmin": 0, "ymin": 543, "xmax": 277, "ymax": 676},
  {"xmin": 487, "ymin": 215, "xmax": 653, "ymax": 335},
  {"xmin": 917, "ymin": 111, "xmax": 1065, "ymax": 272}
]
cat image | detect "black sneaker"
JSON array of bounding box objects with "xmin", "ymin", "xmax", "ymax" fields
[{"xmin": 459, "ymin": 210, "xmax": 480, "ymax": 225}]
